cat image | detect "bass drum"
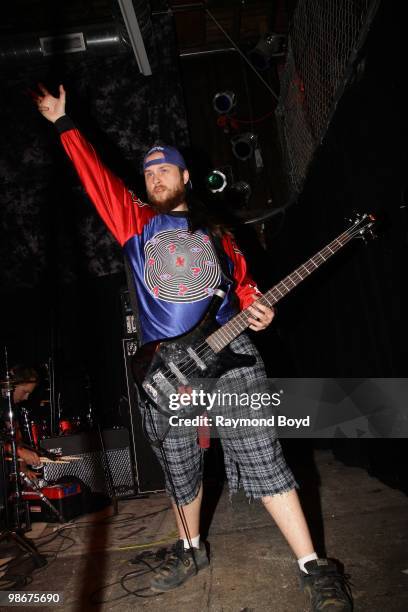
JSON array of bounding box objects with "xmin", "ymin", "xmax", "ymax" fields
[{"xmin": 59, "ymin": 416, "xmax": 84, "ymax": 436}]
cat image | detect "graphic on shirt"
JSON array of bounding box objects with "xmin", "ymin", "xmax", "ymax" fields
[
  {"xmin": 144, "ymin": 229, "xmax": 220, "ymax": 302},
  {"xmin": 128, "ymin": 190, "xmax": 148, "ymax": 207}
]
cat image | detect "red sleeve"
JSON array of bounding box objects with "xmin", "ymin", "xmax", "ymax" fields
[
  {"xmin": 60, "ymin": 127, "xmax": 155, "ymax": 245},
  {"xmin": 221, "ymin": 234, "xmax": 261, "ymax": 309}
]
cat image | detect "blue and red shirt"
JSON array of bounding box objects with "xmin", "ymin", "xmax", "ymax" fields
[{"xmin": 57, "ymin": 118, "xmax": 260, "ymax": 344}]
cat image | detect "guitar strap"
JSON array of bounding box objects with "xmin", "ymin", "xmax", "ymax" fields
[{"xmin": 124, "ymin": 254, "xmax": 172, "ymax": 446}]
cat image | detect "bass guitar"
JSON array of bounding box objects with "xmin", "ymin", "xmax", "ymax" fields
[{"xmin": 131, "ymin": 213, "xmax": 376, "ymax": 417}]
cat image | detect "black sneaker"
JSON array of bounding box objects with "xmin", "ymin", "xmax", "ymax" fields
[
  {"xmin": 150, "ymin": 540, "xmax": 209, "ymax": 592},
  {"xmin": 300, "ymin": 558, "xmax": 353, "ymax": 611}
]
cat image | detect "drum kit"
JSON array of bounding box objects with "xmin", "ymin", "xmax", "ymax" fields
[
  {"xmin": 20, "ymin": 407, "xmax": 87, "ymax": 447},
  {"xmin": 1, "ymin": 351, "xmax": 118, "ymax": 558},
  {"xmin": 0, "ymin": 352, "xmax": 88, "ymax": 545},
  {"xmin": 2, "ymin": 358, "xmax": 93, "ymax": 450}
]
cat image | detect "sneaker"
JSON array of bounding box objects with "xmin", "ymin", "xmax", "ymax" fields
[
  {"xmin": 150, "ymin": 540, "xmax": 209, "ymax": 592},
  {"xmin": 300, "ymin": 558, "xmax": 353, "ymax": 611}
]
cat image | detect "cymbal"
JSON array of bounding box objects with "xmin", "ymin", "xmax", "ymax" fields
[{"xmin": 0, "ymin": 378, "xmax": 16, "ymax": 386}]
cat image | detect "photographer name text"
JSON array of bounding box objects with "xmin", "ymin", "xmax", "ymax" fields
[{"xmin": 169, "ymin": 415, "xmax": 310, "ymax": 429}]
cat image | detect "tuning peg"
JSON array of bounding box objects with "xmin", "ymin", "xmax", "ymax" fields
[
  {"xmin": 345, "ymin": 211, "xmax": 362, "ymax": 224},
  {"xmin": 357, "ymin": 227, "xmax": 377, "ymax": 243}
]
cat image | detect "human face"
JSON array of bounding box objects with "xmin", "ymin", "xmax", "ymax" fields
[
  {"xmin": 144, "ymin": 152, "xmax": 189, "ymax": 213},
  {"xmin": 13, "ymin": 382, "xmax": 37, "ymax": 403}
]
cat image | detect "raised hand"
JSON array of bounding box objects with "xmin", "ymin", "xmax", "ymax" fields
[{"xmin": 31, "ymin": 83, "xmax": 66, "ymax": 123}]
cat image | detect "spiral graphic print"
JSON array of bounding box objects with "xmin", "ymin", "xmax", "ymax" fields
[{"xmin": 144, "ymin": 229, "xmax": 221, "ymax": 302}]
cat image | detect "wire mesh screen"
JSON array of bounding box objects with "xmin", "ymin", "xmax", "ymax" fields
[{"xmin": 276, "ymin": 0, "xmax": 380, "ymax": 198}]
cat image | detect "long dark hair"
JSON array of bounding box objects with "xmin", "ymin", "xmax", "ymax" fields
[
  {"xmin": 10, "ymin": 364, "xmax": 39, "ymax": 384},
  {"xmin": 186, "ymin": 191, "xmax": 232, "ymax": 238}
]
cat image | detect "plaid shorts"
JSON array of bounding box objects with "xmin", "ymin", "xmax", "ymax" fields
[{"xmin": 140, "ymin": 333, "xmax": 298, "ymax": 505}]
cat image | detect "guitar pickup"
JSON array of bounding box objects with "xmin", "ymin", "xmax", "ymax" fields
[
  {"xmin": 187, "ymin": 347, "xmax": 207, "ymax": 371},
  {"xmin": 151, "ymin": 371, "xmax": 177, "ymax": 396},
  {"xmin": 168, "ymin": 361, "xmax": 189, "ymax": 385}
]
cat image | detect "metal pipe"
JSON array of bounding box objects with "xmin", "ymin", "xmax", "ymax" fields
[{"xmin": 0, "ymin": 24, "xmax": 126, "ymax": 64}]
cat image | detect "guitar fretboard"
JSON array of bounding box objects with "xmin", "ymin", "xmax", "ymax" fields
[{"xmin": 206, "ymin": 217, "xmax": 372, "ymax": 353}]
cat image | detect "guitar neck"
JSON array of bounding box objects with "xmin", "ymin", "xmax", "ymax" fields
[{"xmin": 206, "ymin": 223, "xmax": 359, "ymax": 353}]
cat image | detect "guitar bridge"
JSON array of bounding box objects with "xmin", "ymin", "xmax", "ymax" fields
[{"xmin": 148, "ymin": 371, "xmax": 177, "ymax": 397}]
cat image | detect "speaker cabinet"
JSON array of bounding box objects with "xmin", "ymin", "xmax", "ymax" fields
[
  {"xmin": 122, "ymin": 339, "xmax": 165, "ymax": 493},
  {"xmin": 40, "ymin": 428, "xmax": 136, "ymax": 498}
]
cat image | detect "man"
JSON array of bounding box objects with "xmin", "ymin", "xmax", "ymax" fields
[
  {"xmin": 1, "ymin": 365, "xmax": 41, "ymax": 476},
  {"xmin": 34, "ymin": 84, "xmax": 352, "ymax": 610}
]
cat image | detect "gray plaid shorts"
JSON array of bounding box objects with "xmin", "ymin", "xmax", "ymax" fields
[{"xmin": 140, "ymin": 333, "xmax": 298, "ymax": 505}]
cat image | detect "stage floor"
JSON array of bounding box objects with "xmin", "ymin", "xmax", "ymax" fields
[{"xmin": 1, "ymin": 448, "xmax": 407, "ymax": 611}]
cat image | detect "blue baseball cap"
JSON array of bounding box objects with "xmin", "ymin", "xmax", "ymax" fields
[{"xmin": 143, "ymin": 145, "xmax": 187, "ymax": 171}]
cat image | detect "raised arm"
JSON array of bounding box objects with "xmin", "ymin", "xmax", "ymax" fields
[{"xmin": 33, "ymin": 84, "xmax": 154, "ymax": 245}]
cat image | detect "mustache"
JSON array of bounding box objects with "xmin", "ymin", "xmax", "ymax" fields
[{"xmin": 147, "ymin": 183, "xmax": 186, "ymax": 213}]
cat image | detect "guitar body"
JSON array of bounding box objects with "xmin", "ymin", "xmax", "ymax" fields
[{"xmin": 131, "ymin": 300, "xmax": 255, "ymax": 417}]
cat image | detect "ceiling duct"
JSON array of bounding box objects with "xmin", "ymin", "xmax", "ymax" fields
[
  {"xmin": 0, "ymin": 25, "xmax": 123, "ymax": 65},
  {"xmin": 0, "ymin": 0, "xmax": 153, "ymax": 72}
]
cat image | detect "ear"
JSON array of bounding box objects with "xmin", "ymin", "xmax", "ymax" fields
[{"xmin": 182, "ymin": 169, "xmax": 190, "ymax": 185}]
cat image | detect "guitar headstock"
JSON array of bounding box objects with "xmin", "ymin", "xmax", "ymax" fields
[{"xmin": 346, "ymin": 212, "xmax": 377, "ymax": 242}]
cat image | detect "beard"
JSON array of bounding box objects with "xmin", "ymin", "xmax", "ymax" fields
[{"xmin": 147, "ymin": 181, "xmax": 187, "ymax": 213}]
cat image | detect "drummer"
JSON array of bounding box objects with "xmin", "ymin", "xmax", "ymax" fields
[{"xmin": 1, "ymin": 364, "xmax": 42, "ymax": 477}]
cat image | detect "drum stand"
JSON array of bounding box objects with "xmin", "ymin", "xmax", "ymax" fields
[
  {"xmin": 0, "ymin": 448, "xmax": 47, "ymax": 568},
  {"xmin": 0, "ymin": 357, "xmax": 46, "ymax": 569}
]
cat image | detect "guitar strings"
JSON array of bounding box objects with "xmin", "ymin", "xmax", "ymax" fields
[
  {"xmin": 147, "ymin": 221, "xmax": 371, "ymax": 389},
  {"xmin": 157, "ymin": 226, "xmax": 359, "ymax": 383}
]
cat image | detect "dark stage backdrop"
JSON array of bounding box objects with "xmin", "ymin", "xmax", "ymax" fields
[
  {"xmin": 0, "ymin": 13, "xmax": 189, "ymax": 419},
  {"xmin": 170, "ymin": 2, "xmax": 408, "ymax": 381},
  {"xmin": 260, "ymin": 1, "xmax": 408, "ymax": 378},
  {"xmin": 0, "ymin": 13, "xmax": 189, "ymax": 290}
]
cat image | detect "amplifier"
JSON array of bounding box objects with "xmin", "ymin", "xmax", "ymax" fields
[
  {"xmin": 40, "ymin": 428, "xmax": 136, "ymax": 498},
  {"xmin": 122, "ymin": 339, "xmax": 165, "ymax": 493}
]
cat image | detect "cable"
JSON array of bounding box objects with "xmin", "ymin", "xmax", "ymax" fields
[
  {"xmin": 116, "ymin": 532, "xmax": 178, "ymax": 551},
  {"xmin": 0, "ymin": 573, "xmax": 29, "ymax": 590},
  {"xmin": 205, "ymin": 9, "xmax": 280, "ymax": 102},
  {"xmin": 233, "ymin": 110, "xmax": 276, "ymax": 125},
  {"xmin": 29, "ymin": 507, "xmax": 169, "ymax": 544},
  {"xmin": 89, "ymin": 548, "xmax": 169, "ymax": 604},
  {"xmin": 144, "ymin": 405, "xmax": 196, "ymax": 554},
  {"xmin": 38, "ymin": 530, "xmax": 76, "ymax": 557},
  {"xmin": 0, "ymin": 545, "xmax": 35, "ymax": 588},
  {"xmin": 31, "ymin": 514, "xmax": 177, "ymax": 555}
]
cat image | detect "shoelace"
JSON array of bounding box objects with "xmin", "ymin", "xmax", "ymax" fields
[{"xmin": 160, "ymin": 541, "xmax": 191, "ymax": 572}]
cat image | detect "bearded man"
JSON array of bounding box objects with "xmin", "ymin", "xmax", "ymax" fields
[{"xmin": 33, "ymin": 84, "xmax": 352, "ymax": 611}]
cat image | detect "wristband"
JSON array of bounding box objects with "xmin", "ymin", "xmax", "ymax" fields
[{"xmin": 54, "ymin": 115, "xmax": 75, "ymax": 134}]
